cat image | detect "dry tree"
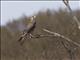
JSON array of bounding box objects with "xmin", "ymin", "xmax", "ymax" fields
[{"xmin": 17, "ymin": 0, "xmax": 80, "ymax": 60}]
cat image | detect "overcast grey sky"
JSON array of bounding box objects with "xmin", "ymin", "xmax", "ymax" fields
[{"xmin": 1, "ymin": 1, "xmax": 80, "ymax": 26}]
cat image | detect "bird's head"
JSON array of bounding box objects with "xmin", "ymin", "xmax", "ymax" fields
[
  {"xmin": 31, "ymin": 16, "xmax": 36, "ymax": 20},
  {"xmin": 29, "ymin": 16, "xmax": 36, "ymax": 23}
]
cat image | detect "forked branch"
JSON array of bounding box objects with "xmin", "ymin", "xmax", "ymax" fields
[{"xmin": 42, "ymin": 28, "xmax": 80, "ymax": 48}]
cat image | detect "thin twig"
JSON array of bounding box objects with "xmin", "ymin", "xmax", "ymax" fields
[
  {"xmin": 31, "ymin": 35, "xmax": 56, "ymax": 38},
  {"xmin": 42, "ymin": 28, "xmax": 80, "ymax": 48},
  {"xmin": 61, "ymin": 41, "xmax": 76, "ymax": 60}
]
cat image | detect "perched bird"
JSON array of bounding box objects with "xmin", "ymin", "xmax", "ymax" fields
[
  {"xmin": 63, "ymin": 0, "xmax": 69, "ymax": 6},
  {"xmin": 18, "ymin": 16, "xmax": 36, "ymax": 42}
]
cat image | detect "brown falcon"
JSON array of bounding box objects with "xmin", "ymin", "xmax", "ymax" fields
[{"xmin": 18, "ymin": 16, "xmax": 36, "ymax": 42}]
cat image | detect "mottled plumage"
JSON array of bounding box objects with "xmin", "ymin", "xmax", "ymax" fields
[{"xmin": 18, "ymin": 16, "xmax": 36, "ymax": 42}]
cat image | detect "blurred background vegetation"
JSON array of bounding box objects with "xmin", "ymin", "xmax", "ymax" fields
[{"xmin": 1, "ymin": 8, "xmax": 80, "ymax": 60}]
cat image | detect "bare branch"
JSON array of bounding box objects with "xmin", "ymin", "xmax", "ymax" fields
[
  {"xmin": 62, "ymin": 0, "xmax": 80, "ymax": 30},
  {"xmin": 43, "ymin": 28, "xmax": 80, "ymax": 48},
  {"xmin": 61, "ymin": 41, "xmax": 76, "ymax": 60}
]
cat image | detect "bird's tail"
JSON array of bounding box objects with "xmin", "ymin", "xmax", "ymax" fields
[
  {"xmin": 18, "ymin": 36, "xmax": 23, "ymax": 42},
  {"xmin": 18, "ymin": 32, "xmax": 28, "ymax": 42}
]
